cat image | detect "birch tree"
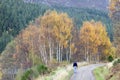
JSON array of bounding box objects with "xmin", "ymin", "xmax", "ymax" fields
[
  {"xmin": 79, "ymin": 20, "xmax": 112, "ymax": 62},
  {"xmin": 40, "ymin": 11, "xmax": 73, "ymax": 62}
]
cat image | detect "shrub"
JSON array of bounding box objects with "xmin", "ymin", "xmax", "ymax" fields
[
  {"xmin": 108, "ymin": 55, "xmax": 114, "ymax": 62},
  {"xmin": 37, "ymin": 64, "xmax": 48, "ymax": 74},
  {"xmin": 113, "ymin": 59, "xmax": 120, "ymax": 66},
  {"xmin": 16, "ymin": 64, "xmax": 48, "ymax": 80},
  {"xmin": 117, "ymin": 59, "xmax": 120, "ymax": 63},
  {"xmin": 21, "ymin": 69, "xmax": 33, "ymax": 80}
]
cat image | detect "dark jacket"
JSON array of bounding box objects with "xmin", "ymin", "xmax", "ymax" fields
[{"xmin": 73, "ymin": 62, "xmax": 78, "ymax": 67}]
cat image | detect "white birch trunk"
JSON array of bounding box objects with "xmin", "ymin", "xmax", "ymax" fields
[
  {"xmin": 69, "ymin": 40, "xmax": 71, "ymax": 62},
  {"xmin": 48, "ymin": 39, "xmax": 52, "ymax": 62},
  {"xmin": 58, "ymin": 43, "xmax": 61, "ymax": 62},
  {"xmin": 60, "ymin": 46, "xmax": 63, "ymax": 62},
  {"xmin": 43, "ymin": 44, "xmax": 48, "ymax": 65},
  {"xmin": 56, "ymin": 43, "xmax": 59, "ymax": 61}
]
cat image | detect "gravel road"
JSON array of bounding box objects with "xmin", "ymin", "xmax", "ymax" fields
[{"xmin": 70, "ymin": 64, "xmax": 104, "ymax": 80}]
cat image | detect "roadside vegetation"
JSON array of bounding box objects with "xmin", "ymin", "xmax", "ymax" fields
[
  {"xmin": 94, "ymin": 66, "xmax": 109, "ymax": 80},
  {"xmin": 35, "ymin": 62, "xmax": 87, "ymax": 80},
  {"xmin": 94, "ymin": 58, "xmax": 120, "ymax": 80},
  {"xmin": 106, "ymin": 59, "xmax": 120, "ymax": 80},
  {"xmin": 16, "ymin": 64, "xmax": 48, "ymax": 80},
  {"xmin": 0, "ymin": 72, "xmax": 2, "ymax": 80}
]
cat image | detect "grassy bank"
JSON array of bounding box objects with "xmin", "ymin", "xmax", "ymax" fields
[
  {"xmin": 93, "ymin": 66, "xmax": 109, "ymax": 80},
  {"xmin": 0, "ymin": 72, "xmax": 2, "ymax": 80},
  {"xmin": 94, "ymin": 58, "xmax": 120, "ymax": 80},
  {"xmin": 63, "ymin": 70, "xmax": 74, "ymax": 80},
  {"xmin": 35, "ymin": 62, "xmax": 87, "ymax": 80}
]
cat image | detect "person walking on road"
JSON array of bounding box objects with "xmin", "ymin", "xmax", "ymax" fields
[{"xmin": 73, "ymin": 62, "xmax": 78, "ymax": 73}]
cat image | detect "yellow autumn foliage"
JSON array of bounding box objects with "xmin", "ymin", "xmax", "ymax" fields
[
  {"xmin": 80, "ymin": 20, "xmax": 112, "ymax": 55},
  {"xmin": 40, "ymin": 10, "xmax": 73, "ymax": 48}
]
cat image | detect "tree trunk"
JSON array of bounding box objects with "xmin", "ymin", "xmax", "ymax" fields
[
  {"xmin": 43, "ymin": 43, "xmax": 48, "ymax": 65},
  {"xmin": 49, "ymin": 40, "xmax": 53, "ymax": 62},
  {"xmin": 66, "ymin": 49, "xmax": 69, "ymax": 62},
  {"xmin": 58, "ymin": 43, "xmax": 61, "ymax": 62},
  {"xmin": 69, "ymin": 40, "xmax": 71, "ymax": 62},
  {"xmin": 56, "ymin": 43, "xmax": 59, "ymax": 62},
  {"xmin": 60, "ymin": 46, "xmax": 63, "ymax": 62}
]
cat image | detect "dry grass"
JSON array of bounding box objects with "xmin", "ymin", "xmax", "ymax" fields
[
  {"xmin": 106, "ymin": 64, "xmax": 120, "ymax": 80},
  {"xmin": 35, "ymin": 62, "xmax": 88, "ymax": 80}
]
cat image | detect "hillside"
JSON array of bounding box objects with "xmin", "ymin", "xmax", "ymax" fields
[
  {"xmin": 1, "ymin": 11, "xmax": 113, "ymax": 80},
  {"xmin": 24, "ymin": 0, "xmax": 109, "ymax": 11},
  {"xmin": 0, "ymin": 0, "xmax": 49, "ymax": 53},
  {"xmin": 0, "ymin": 0, "xmax": 112, "ymax": 54}
]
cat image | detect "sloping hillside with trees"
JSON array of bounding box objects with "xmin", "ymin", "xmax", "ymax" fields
[
  {"xmin": 0, "ymin": 11, "xmax": 114, "ymax": 80},
  {"xmin": 0, "ymin": 0, "xmax": 116, "ymax": 80},
  {"xmin": 0, "ymin": 0, "xmax": 113, "ymax": 53}
]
